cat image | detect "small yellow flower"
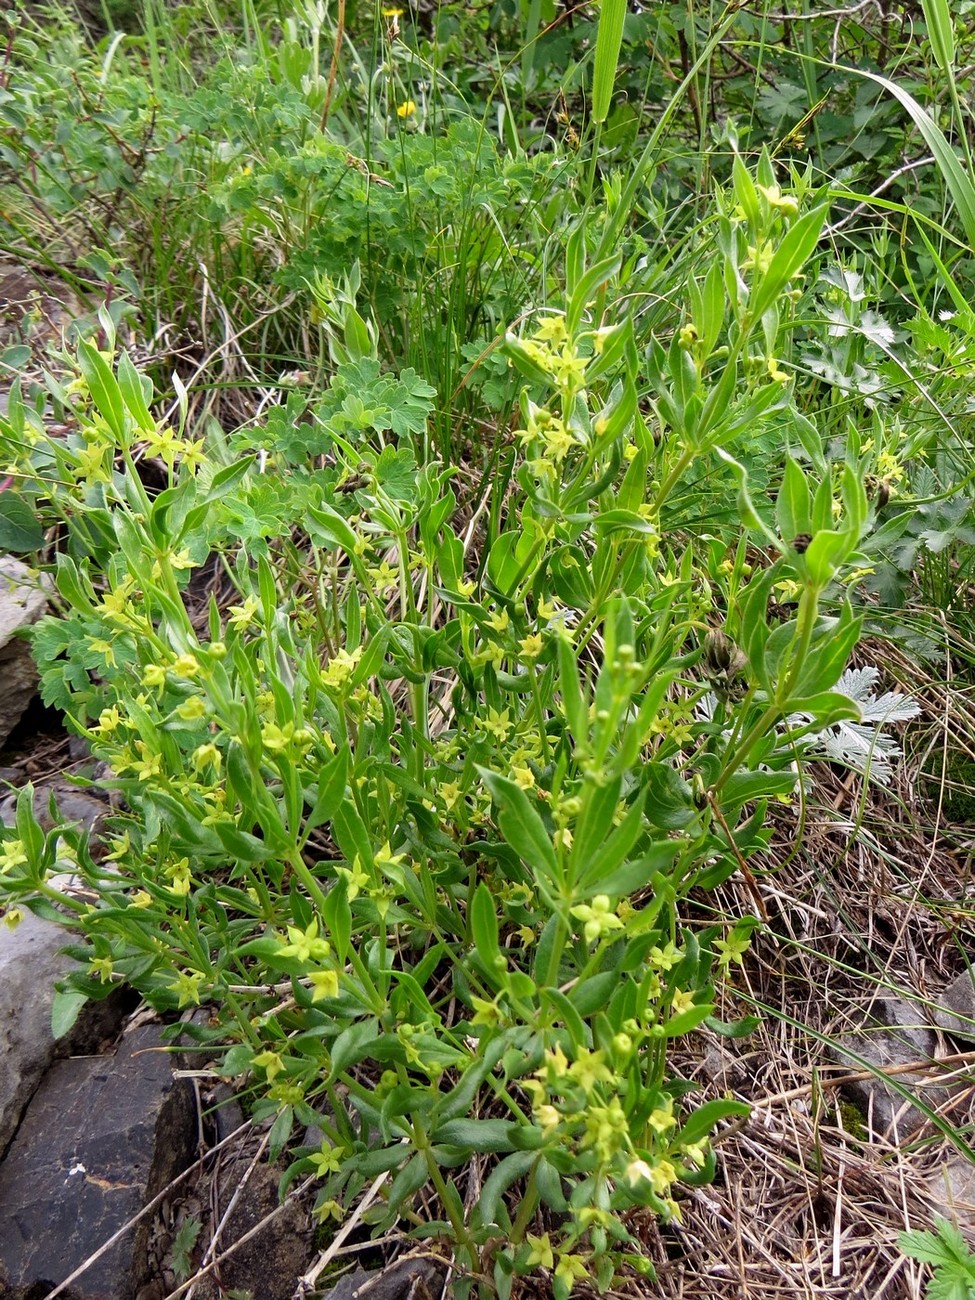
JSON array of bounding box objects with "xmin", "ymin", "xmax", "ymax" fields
[
  {"xmin": 649, "ymin": 941, "xmax": 682, "ymax": 971},
  {"xmin": 96, "ymin": 705, "xmax": 123, "ymax": 734},
  {"xmin": 512, "ymin": 765, "xmax": 535, "ymax": 790},
  {"xmin": 309, "ymin": 969, "xmax": 340, "ymax": 1002},
  {"xmin": 536, "ymin": 1104, "xmax": 561, "ymax": 1133},
  {"xmin": 89, "ymin": 956, "xmax": 114, "ymax": 983},
  {"xmin": 171, "ymin": 969, "xmax": 205, "ymax": 1008},
  {"xmin": 314, "ymin": 1198, "xmax": 344, "ymax": 1223},
  {"xmin": 396, "ymin": 99, "xmax": 416, "ymax": 118},
  {"xmin": 142, "ymin": 663, "xmax": 167, "ymax": 690},
  {"xmin": 470, "ymin": 995, "xmax": 502, "ymax": 1027},
  {"xmin": 252, "ymin": 1049, "xmax": 284, "ymax": 1081},
  {"xmin": 648, "ymin": 1158, "xmax": 678, "ymax": 1198},
  {"xmin": 192, "ymin": 742, "xmax": 222, "ymax": 773},
  {"xmin": 525, "ymin": 1233, "xmax": 555, "ymax": 1270},
  {"xmin": 519, "ymin": 633, "xmax": 543, "ymax": 658},
  {"xmin": 440, "ymin": 781, "xmax": 461, "ymax": 810},
  {"xmin": 322, "ymin": 647, "xmax": 362, "ymax": 691},
  {"xmin": 278, "ymin": 919, "xmax": 331, "ymax": 964},
  {"xmin": 228, "ymin": 595, "xmax": 261, "ymax": 629},
  {"xmin": 648, "ymin": 1100, "xmax": 676, "ymax": 1134},
  {"xmin": 668, "ymin": 987, "xmax": 695, "ymax": 1018},
  {"xmin": 683, "ymin": 1138, "xmax": 709, "ymax": 1168},
  {"xmin": 175, "ymin": 695, "xmax": 208, "ymax": 722},
  {"xmin": 554, "ymin": 1253, "xmax": 589, "ymax": 1290},
  {"xmin": 570, "ymin": 894, "xmax": 624, "ymax": 944},
  {"xmin": 87, "ymin": 636, "xmax": 117, "ymax": 668},
  {"xmin": 336, "ymin": 857, "xmax": 371, "ymax": 901},
  {"xmin": 132, "ymin": 744, "xmax": 163, "ymax": 782},
  {"xmin": 757, "ymin": 183, "xmax": 799, "ymax": 218},
  {"xmin": 172, "ymin": 653, "xmax": 201, "ymax": 678},
  {"xmin": 309, "ymin": 1144, "xmax": 345, "ymax": 1177},
  {"xmin": 482, "ymin": 707, "xmax": 510, "ymax": 741},
  {"xmin": 625, "ymin": 1156, "xmax": 655, "ymax": 1187},
  {"xmin": 166, "ymin": 857, "xmax": 193, "ymax": 896},
  {"xmin": 2, "ymin": 907, "xmax": 23, "ymax": 929}
]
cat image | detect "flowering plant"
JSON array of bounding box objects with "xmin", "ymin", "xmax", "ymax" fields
[{"xmin": 0, "ymin": 162, "xmax": 884, "ymax": 1294}]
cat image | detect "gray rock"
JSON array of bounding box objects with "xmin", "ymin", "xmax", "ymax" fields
[
  {"xmin": 0, "ymin": 780, "xmax": 114, "ymax": 838},
  {"xmin": 0, "ymin": 773, "xmax": 133, "ymax": 1240},
  {"xmin": 829, "ymin": 997, "xmax": 954, "ymax": 1139},
  {"xmin": 0, "ymin": 556, "xmax": 49, "ymax": 749},
  {"xmin": 313, "ymin": 1258, "xmax": 449, "ymax": 1300},
  {"xmin": 188, "ymin": 1159, "xmax": 313, "ymax": 1300},
  {"xmin": 932, "ymin": 970, "xmax": 975, "ymax": 1041},
  {"xmin": 0, "ymin": 911, "xmax": 92, "ymax": 1156},
  {"xmin": 0, "ymin": 1023, "xmax": 195, "ymax": 1299},
  {"xmin": 927, "ymin": 1154, "xmax": 975, "ymax": 1240}
]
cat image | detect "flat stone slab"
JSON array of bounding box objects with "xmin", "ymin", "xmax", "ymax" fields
[
  {"xmin": 0, "ymin": 1023, "xmax": 195, "ymax": 1299},
  {"xmin": 0, "ymin": 556, "xmax": 50, "ymax": 749},
  {"xmin": 0, "ymin": 910, "xmax": 131, "ymax": 1157},
  {"xmin": 0, "ymin": 910, "xmax": 77, "ymax": 1156}
]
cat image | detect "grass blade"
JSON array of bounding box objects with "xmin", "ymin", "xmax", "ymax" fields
[
  {"xmin": 856, "ymin": 67, "xmax": 975, "ymax": 252},
  {"xmin": 592, "ymin": 0, "xmax": 627, "ymax": 125}
]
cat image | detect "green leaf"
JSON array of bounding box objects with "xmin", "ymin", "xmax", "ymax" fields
[
  {"xmin": 588, "ymin": 840, "xmax": 681, "ymax": 898},
  {"xmin": 858, "ymin": 68, "xmax": 975, "ymax": 253},
  {"xmin": 663, "ymin": 1002, "xmax": 713, "ymax": 1036},
  {"xmin": 305, "ymin": 502, "xmax": 359, "ymax": 554},
  {"xmin": 302, "ymin": 747, "xmax": 349, "ymax": 841},
  {"xmin": 477, "ymin": 1151, "xmax": 536, "ymax": 1228},
  {"xmin": 116, "ymin": 350, "xmax": 154, "ymax": 432},
  {"xmin": 0, "ymin": 492, "xmax": 43, "ymax": 552},
  {"xmin": 921, "ymin": 0, "xmax": 955, "ymax": 74},
  {"xmin": 592, "ymin": 0, "xmax": 626, "ymax": 124},
  {"xmin": 77, "ymin": 339, "xmax": 126, "ymax": 441},
  {"xmin": 575, "ymin": 787, "xmax": 647, "ymax": 893},
  {"xmin": 322, "ymin": 880, "xmax": 351, "ymax": 964},
  {"xmin": 557, "ymin": 634, "xmax": 588, "ymax": 749},
  {"xmin": 705, "ymin": 1013, "xmax": 762, "ymax": 1039},
  {"xmin": 567, "ymin": 971, "xmax": 619, "ymax": 1016},
  {"xmin": 204, "ymin": 457, "xmax": 254, "ymax": 501},
  {"xmin": 788, "ymin": 608, "xmax": 863, "ymax": 702},
  {"xmin": 676, "ymin": 1098, "xmax": 751, "ymax": 1147},
  {"xmin": 268, "ymin": 1105, "xmax": 294, "ymax": 1160},
  {"xmin": 330, "ymin": 1017, "xmax": 382, "ymax": 1074},
  {"xmin": 747, "ymin": 205, "xmax": 828, "ymax": 325},
  {"xmin": 732, "ymin": 153, "xmax": 761, "ymax": 228},
  {"xmin": 479, "ymin": 769, "xmax": 560, "ymax": 889},
  {"xmin": 470, "ymin": 882, "xmax": 501, "ymax": 970},
  {"xmin": 593, "ymin": 508, "xmax": 659, "ymax": 537},
  {"xmin": 432, "ymin": 1118, "xmax": 517, "ymax": 1153},
  {"xmin": 331, "ymin": 796, "xmax": 373, "ymax": 875},
  {"xmin": 51, "ymin": 989, "xmax": 88, "ymax": 1039},
  {"xmin": 776, "ymin": 457, "xmax": 811, "ymax": 543},
  {"xmin": 571, "ymin": 774, "xmax": 622, "ymax": 881},
  {"xmin": 643, "ymin": 765, "xmax": 695, "ymax": 831},
  {"xmin": 169, "ymin": 1217, "xmax": 202, "ymax": 1282}
]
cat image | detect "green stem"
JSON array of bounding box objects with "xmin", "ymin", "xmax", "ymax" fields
[{"xmin": 511, "ymin": 1162, "xmax": 541, "ymax": 1241}]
